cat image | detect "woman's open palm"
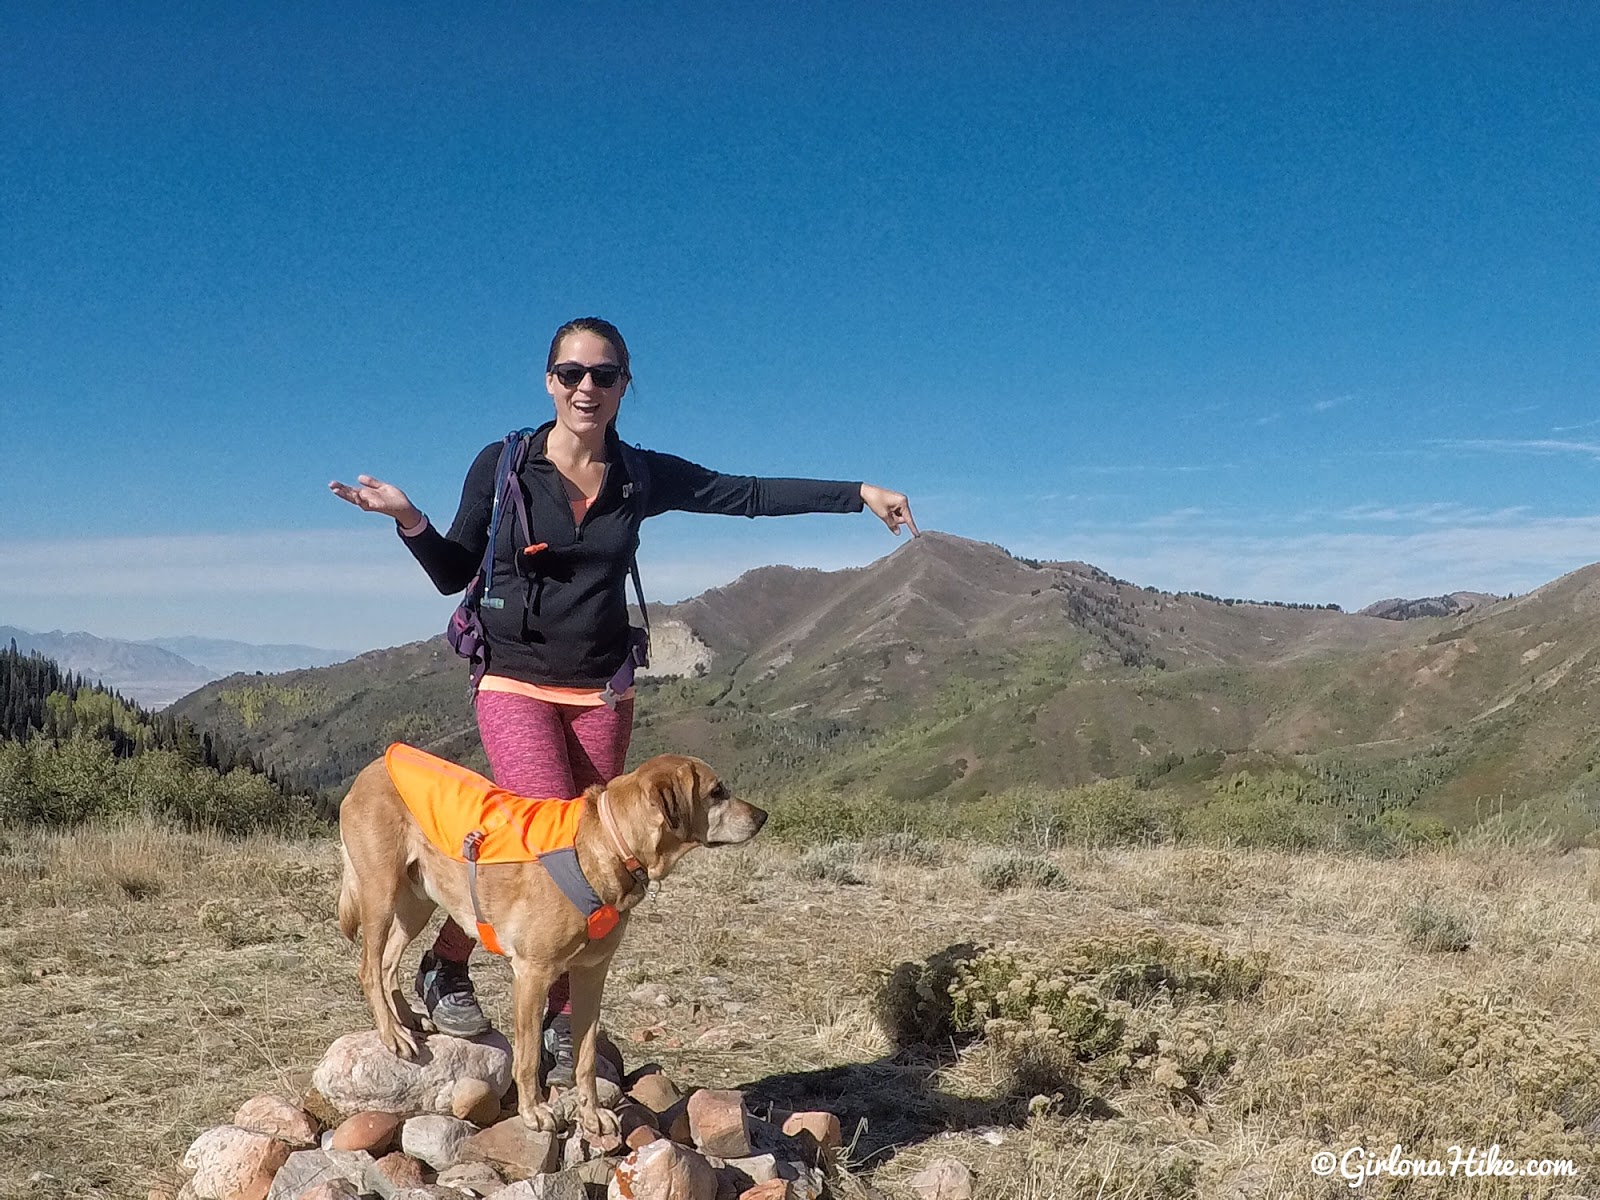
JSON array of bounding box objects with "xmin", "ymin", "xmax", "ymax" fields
[{"xmin": 328, "ymin": 474, "xmax": 417, "ymax": 523}]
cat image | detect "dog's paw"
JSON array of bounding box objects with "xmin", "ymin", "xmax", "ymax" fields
[
  {"xmin": 579, "ymin": 1103, "xmax": 621, "ymax": 1139},
  {"xmin": 520, "ymin": 1101, "xmax": 561, "ymax": 1132},
  {"xmin": 380, "ymin": 1025, "xmax": 421, "ymax": 1060}
]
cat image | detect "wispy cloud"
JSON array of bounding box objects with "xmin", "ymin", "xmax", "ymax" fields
[
  {"xmin": 1337, "ymin": 502, "xmax": 1531, "ymax": 526},
  {"xmin": 0, "ymin": 520, "xmax": 906, "ymax": 648},
  {"xmin": 1434, "ymin": 438, "xmax": 1600, "ymax": 460},
  {"xmin": 1076, "ymin": 462, "xmax": 1243, "ymax": 475},
  {"xmin": 1311, "ymin": 393, "xmax": 1355, "ymax": 413},
  {"xmin": 1007, "ymin": 511, "xmax": 1600, "ymax": 609}
]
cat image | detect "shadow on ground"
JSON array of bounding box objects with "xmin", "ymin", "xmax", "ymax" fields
[
  {"xmin": 735, "ymin": 942, "xmax": 1101, "ymax": 1166},
  {"xmin": 736, "ymin": 1048, "xmax": 1013, "ymax": 1166}
]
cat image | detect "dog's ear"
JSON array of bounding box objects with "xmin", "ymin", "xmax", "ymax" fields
[{"xmin": 649, "ymin": 759, "xmax": 704, "ymax": 842}]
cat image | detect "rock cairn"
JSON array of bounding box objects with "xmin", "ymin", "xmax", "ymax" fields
[{"xmin": 155, "ymin": 1028, "xmax": 840, "ymax": 1200}]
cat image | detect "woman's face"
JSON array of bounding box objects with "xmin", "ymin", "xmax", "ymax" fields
[{"xmin": 546, "ymin": 330, "xmax": 625, "ymax": 439}]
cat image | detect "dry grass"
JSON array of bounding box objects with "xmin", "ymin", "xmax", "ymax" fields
[{"xmin": 2, "ymin": 822, "xmax": 1598, "ymax": 1199}]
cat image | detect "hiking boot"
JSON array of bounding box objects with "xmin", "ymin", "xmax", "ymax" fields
[
  {"xmin": 542, "ymin": 1011, "xmax": 575, "ymax": 1088},
  {"xmin": 415, "ymin": 951, "xmax": 492, "ymax": 1037}
]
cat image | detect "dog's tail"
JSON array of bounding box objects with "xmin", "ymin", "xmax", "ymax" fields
[{"xmin": 336, "ymin": 841, "xmax": 359, "ymax": 943}]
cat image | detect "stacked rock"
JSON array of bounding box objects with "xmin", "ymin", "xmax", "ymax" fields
[{"xmin": 160, "ymin": 1030, "xmax": 840, "ymax": 1200}]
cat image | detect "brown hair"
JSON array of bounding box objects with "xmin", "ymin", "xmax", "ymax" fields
[{"xmin": 546, "ymin": 317, "xmax": 631, "ymax": 392}]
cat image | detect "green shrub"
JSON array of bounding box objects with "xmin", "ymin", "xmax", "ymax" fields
[
  {"xmin": 1181, "ymin": 791, "xmax": 1322, "ymax": 849},
  {"xmin": 1401, "ymin": 899, "xmax": 1472, "ymax": 953},
  {"xmin": 1006, "ymin": 778, "xmax": 1177, "ymax": 849},
  {"xmin": 793, "ymin": 841, "xmax": 865, "ymax": 885},
  {"xmin": 859, "ymin": 830, "xmax": 943, "ymax": 866},
  {"xmin": 873, "ymin": 943, "xmax": 981, "ymax": 1049},
  {"xmin": 1374, "ymin": 807, "xmax": 1451, "ymax": 848},
  {"xmin": 971, "ymin": 850, "xmax": 1070, "ymax": 892},
  {"xmin": 878, "ymin": 933, "xmax": 1266, "ymax": 1114},
  {"xmin": 0, "ymin": 733, "xmax": 315, "ymax": 835},
  {"xmin": 765, "ymin": 788, "xmax": 872, "ymax": 843},
  {"xmin": 951, "ymin": 950, "xmax": 1126, "ymax": 1059}
]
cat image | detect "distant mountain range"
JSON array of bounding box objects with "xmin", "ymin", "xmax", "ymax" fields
[
  {"xmin": 164, "ymin": 531, "xmax": 1600, "ymax": 829},
  {"xmin": 0, "ymin": 626, "xmax": 352, "ymax": 708}
]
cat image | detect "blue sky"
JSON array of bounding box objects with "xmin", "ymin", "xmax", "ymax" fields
[{"xmin": 4, "ymin": 2, "xmax": 1599, "ymax": 649}]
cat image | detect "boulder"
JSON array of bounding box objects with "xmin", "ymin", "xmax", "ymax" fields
[
  {"xmin": 483, "ymin": 1171, "xmax": 588, "ymax": 1199},
  {"xmin": 451, "ymin": 1079, "xmax": 502, "ymax": 1126},
  {"xmin": 459, "ymin": 1120, "xmax": 559, "ymax": 1180},
  {"xmin": 571, "ymin": 1158, "xmax": 622, "ymax": 1189},
  {"xmin": 370, "ymin": 1152, "xmax": 427, "ymax": 1197},
  {"xmin": 434, "ymin": 1161, "xmax": 505, "ymax": 1196},
  {"xmin": 778, "ymin": 1113, "xmax": 839, "ymax": 1158},
  {"xmin": 719, "ymin": 1155, "xmax": 777, "ymax": 1186},
  {"xmin": 657, "ymin": 1098, "xmax": 693, "ymax": 1146},
  {"xmin": 331, "ymin": 1112, "xmax": 402, "ymax": 1156},
  {"xmin": 263, "ymin": 1150, "xmax": 372, "ymax": 1200},
  {"xmin": 617, "ymin": 1102, "xmax": 661, "ymax": 1150},
  {"xmin": 686, "ymin": 1091, "xmax": 749, "ymax": 1158},
  {"xmin": 182, "ymin": 1126, "xmax": 292, "ymax": 1200},
  {"xmin": 626, "ymin": 1072, "xmax": 680, "ymax": 1114},
  {"xmin": 608, "ymin": 1139, "xmax": 719, "ymax": 1200},
  {"xmin": 561, "ymin": 1131, "xmax": 601, "ymax": 1168},
  {"xmin": 310, "ymin": 1032, "xmax": 512, "ymax": 1119},
  {"xmin": 401, "ymin": 1114, "xmax": 476, "ymax": 1171},
  {"xmin": 233, "ymin": 1096, "xmax": 320, "ymax": 1149}
]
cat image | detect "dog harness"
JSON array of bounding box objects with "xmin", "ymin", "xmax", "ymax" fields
[{"xmin": 384, "ymin": 742, "xmax": 635, "ymax": 954}]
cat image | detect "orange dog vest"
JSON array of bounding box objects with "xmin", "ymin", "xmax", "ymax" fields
[{"xmin": 384, "ymin": 743, "xmax": 621, "ymax": 952}]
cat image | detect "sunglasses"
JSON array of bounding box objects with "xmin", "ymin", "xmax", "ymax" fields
[{"xmin": 551, "ymin": 361, "xmax": 625, "ymax": 389}]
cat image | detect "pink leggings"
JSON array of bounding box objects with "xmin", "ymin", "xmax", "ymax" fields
[{"xmin": 432, "ymin": 690, "xmax": 633, "ymax": 1016}]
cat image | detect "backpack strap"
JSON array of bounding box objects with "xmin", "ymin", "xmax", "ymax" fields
[
  {"xmin": 601, "ymin": 443, "xmax": 654, "ymax": 709},
  {"xmin": 448, "ymin": 431, "xmax": 535, "ymax": 695},
  {"xmin": 478, "ymin": 430, "xmax": 537, "ymax": 611}
]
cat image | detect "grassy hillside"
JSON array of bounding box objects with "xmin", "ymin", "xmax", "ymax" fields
[
  {"xmin": 170, "ymin": 535, "xmax": 1600, "ymax": 842},
  {"xmin": 170, "ymin": 641, "xmax": 484, "ymax": 795}
]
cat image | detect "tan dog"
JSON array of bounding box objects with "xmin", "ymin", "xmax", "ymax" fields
[{"xmin": 337, "ymin": 752, "xmax": 766, "ymax": 1135}]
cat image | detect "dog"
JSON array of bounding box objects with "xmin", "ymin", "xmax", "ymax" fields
[{"xmin": 337, "ymin": 746, "xmax": 767, "ymax": 1136}]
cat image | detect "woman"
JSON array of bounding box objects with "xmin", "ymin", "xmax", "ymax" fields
[{"xmin": 330, "ymin": 316, "xmax": 916, "ymax": 1078}]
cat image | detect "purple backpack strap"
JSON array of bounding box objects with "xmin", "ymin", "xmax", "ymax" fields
[
  {"xmin": 447, "ymin": 430, "xmax": 535, "ymax": 693},
  {"xmin": 600, "ymin": 559, "xmax": 651, "ymax": 709}
]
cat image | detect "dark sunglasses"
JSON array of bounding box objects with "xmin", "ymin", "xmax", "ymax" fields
[{"xmin": 551, "ymin": 361, "xmax": 625, "ymax": 389}]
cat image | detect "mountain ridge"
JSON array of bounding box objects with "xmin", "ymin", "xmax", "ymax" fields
[{"xmin": 165, "ymin": 530, "xmax": 1600, "ymax": 832}]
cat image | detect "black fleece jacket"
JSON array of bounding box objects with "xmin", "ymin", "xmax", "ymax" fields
[{"xmin": 401, "ymin": 422, "xmax": 864, "ymax": 687}]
